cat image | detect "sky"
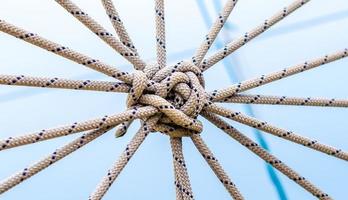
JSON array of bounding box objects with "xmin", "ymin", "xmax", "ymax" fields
[{"xmin": 0, "ymin": 0, "xmax": 348, "ymax": 199}]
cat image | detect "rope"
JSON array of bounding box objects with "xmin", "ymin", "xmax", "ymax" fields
[
  {"xmin": 220, "ymin": 94, "xmax": 348, "ymax": 108},
  {"xmin": 201, "ymin": 0, "xmax": 311, "ymax": 70},
  {"xmin": 101, "ymin": 0, "xmax": 139, "ymax": 54},
  {"xmin": 202, "ymin": 112, "xmax": 331, "ymax": 200},
  {"xmin": 211, "ymin": 48, "xmax": 348, "ymax": 101},
  {"xmin": 0, "ymin": 0, "xmax": 347, "ymax": 199},
  {"xmin": 0, "ymin": 74, "xmax": 130, "ymax": 93},
  {"xmin": 89, "ymin": 115, "xmax": 160, "ymax": 200},
  {"xmin": 155, "ymin": 0, "xmax": 167, "ymax": 69},
  {"xmin": 191, "ymin": 134, "xmax": 244, "ymax": 200},
  {"xmin": 193, "ymin": 0, "xmax": 238, "ymax": 66},
  {"xmin": 0, "ymin": 126, "xmax": 114, "ymax": 194},
  {"xmin": 55, "ymin": 0, "xmax": 146, "ymax": 70},
  {"xmin": 170, "ymin": 137, "xmax": 195, "ymax": 200},
  {"xmin": 206, "ymin": 104, "xmax": 348, "ymax": 161}
]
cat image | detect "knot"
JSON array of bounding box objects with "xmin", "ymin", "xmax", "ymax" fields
[{"xmin": 116, "ymin": 61, "xmax": 208, "ymax": 138}]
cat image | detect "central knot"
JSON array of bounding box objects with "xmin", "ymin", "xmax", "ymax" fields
[{"xmin": 118, "ymin": 61, "xmax": 207, "ymax": 138}]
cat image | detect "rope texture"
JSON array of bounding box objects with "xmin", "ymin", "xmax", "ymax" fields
[{"xmin": 0, "ymin": 0, "xmax": 347, "ymax": 199}]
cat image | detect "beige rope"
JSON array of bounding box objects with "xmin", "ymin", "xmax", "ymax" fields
[
  {"xmin": 211, "ymin": 49, "xmax": 348, "ymax": 101},
  {"xmin": 101, "ymin": 0, "xmax": 139, "ymax": 53},
  {"xmin": 191, "ymin": 134, "xmax": 244, "ymax": 200},
  {"xmin": 0, "ymin": 126, "xmax": 114, "ymax": 194},
  {"xmin": 55, "ymin": 0, "xmax": 146, "ymax": 70},
  {"xmin": 0, "ymin": 106, "xmax": 157, "ymax": 151},
  {"xmin": 206, "ymin": 104, "xmax": 348, "ymax": 161},
  {"xmin": 202, "ymin": 112, "xmax": 331, "ymax": 199},
  {"xmin": 201, "ymin": 0, "xmax": 311, "ymax": 70},
  {"xmin": 0, "ymin": 0, "xmax": 347, "ymax": 198},
  {"xmin": 193, "ymin": 0, "xmax": 238, "ymax": 66},
  {"xmin": 170, "ymin": 137, "xmax": 194, "ymax": 200},
  {"xmin": 219, "ymin": 94, "xmax": 348, "ymax": 108},
  {"xmin": 0, "ymin": 74, "xmax": 130, "ymax": 93},
  {"xmin": 89, "ymin": 115, "xmax": 160, "ymax": 200},
  {"xmin": 155, "ymin": 0, "xmax": 166, "ymax": 69},
  {"xmin": 0, "ymin": 19, "xmax": 133, "ymax": 83}
]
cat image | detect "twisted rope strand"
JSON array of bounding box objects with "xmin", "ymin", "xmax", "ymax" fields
[
  {"xmin": 89, "ymin": 115, "xmax": 160, "ymax": 200},
  {"xmin": 202, "ymin": 112, "xmax": 331, "ymax": 199},
  {"xmin": 190, "ymin": 134, "xmax": 244, "ymax": 200},
  {"xmin": 207, "ymin": 104, "xmax": 348, "ymax": 161},
  {"xmin": 201, "ymin": 0, "xmax": 310, "ymax": 70},
  {"xmin": 155, "ymin": 0, "xmax": 167, "ymax": 69},
  {"xmin": 0, "ymin": 19, "xmax": 134, "ymax": 83},
  {"xmin": 193, "ymin": 0, "xmax": 238, "ymax": 65},
  {"xmin": 101, "ymin": 0, "xmax": 139, "ymax": 53},
  {"xmin": 0, "ymin": 126, "xmax": 114, "ymax": 194},
  {"xmin": 0, "ymin": 106, "xmax": 157, "ymax": 151},
  {"xmin": 0, "ymin": 74, "xmax": 130, "ymax": 93},
  {"xmin": 55, "ymin": 0, "xmax": 146, "ymax": 70},
  {"xmin": 220, "ymin": 94, "xmax": 348, "ymax": 108},
  {"xmin": 170, "ymin": 137, "xmax": 195, "ymax": 200},
  {"xmin": 211, "ymin": 48, "xmax": 348, "ymax": 101}
]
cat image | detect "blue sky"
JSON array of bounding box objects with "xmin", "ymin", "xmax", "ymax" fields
[{"xmin": 0, "ymin": 0, "xmax": 348, "ymax": 199}]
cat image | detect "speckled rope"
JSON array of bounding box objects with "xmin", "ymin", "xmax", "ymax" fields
[
  {"xmin": 219, "ymin": 94, "xmax": 348, "ymax": 108},
  {"xmin": 206, "ymin": 104, "xmax": 348, "ymax": 161},
  {"xmin": 201, "ymin": 0, "xmax": 311, "ymax": 70},
  {"xmin": 89, "ymin": 115, "xmax": 160, "ymax": 200},
  {"xmin": 211, "ymin": 48, "xmax": 348, "ymax": 101},
  {"xmin": 0, "ymin": 19, "xmax": 133, "ymax": 83},
  {"xmin": 0, "ymin": 126, "xmax": 114, "ymax": 194},
  {"xmin": 1, "ymin": 0, "xmax": 348, "ymax": 198},
  {"xmin": 193, "ymin": 0, "xmax": 238, "ymax": 66},
  {"xmin": 0, "ymin": 74, "xmax": 130, "ymax": 93},
  {"xmin": 55, "ymin": 0, "xmax": 146, "ymax": 70},
  {"xmin": 0, "ymin": 107, "xmax": 157, "ymax": 151},
  {"xmin": 191, "ymin": 134, "xmax": 244, "ymax": 200},
  {"xmin": 202, "ymin": 112, "xmax": 331, "ymax": 199},
  {"xmin": 155, "ymin": 0, "xmax": 166, "ymax": 69},
  {"xmin": 101, "ymin": 0, "xmax": 139, "ymax": 53},
  {"xmin": 170, "ymin": 137, "xmax": 195, "ymax": 200}
]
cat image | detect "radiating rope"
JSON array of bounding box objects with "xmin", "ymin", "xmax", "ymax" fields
[
  {"xmin": 201, "ymin": 0, "xmax": 311, "ymax": 70},
  {"xmin": 101, "ymin": 0, "xmax": 139, "ymax": 54},
  {"xmin": 88, "ymin": 115, "xmax": 160, "ymax": 200},
  {"xmin": 211, "ymin": 48, "xmax": 348, "ymax": 101},
  {"xmin": 0, "ymin": 126, "xmax": 114, "ymax": 194},
  {"xmin": 170, "ymin": 137, "xmax": 195, "ymax": 200},
  {"xmin": 202, "ymin": 112, "xmax": 332, "ymax": 199},
  {"xmin": 220, "ymin": 94, "xmax": 348, "ymax": 108},
  {"xmin": 193, "ymin": 0, "xmax": 238, "ymax": 66},
  {"xmin": 55, "ymin": 0, "xmax": 146, "ymax": 70},
  {"xmin": 191, "ymin": 134, "xmax": 244, "ymax": 200},
  {"xmin": 0, "ymin": 0, "xmax": 347, "ymax": 199},
  {"xmin": 206, "ymin": 104, "xmax": 348, "ymax": 161}
]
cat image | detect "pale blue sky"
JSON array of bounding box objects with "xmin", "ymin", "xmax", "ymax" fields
[{"xmin": 0, "ymin": 0, "xmax": 348, "ymax": 199}]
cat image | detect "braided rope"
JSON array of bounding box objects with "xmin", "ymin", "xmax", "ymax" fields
[
  {"xmin": 101, "ymin": 0, "xmax": 139, "ymax": 53},
  {"xmin": 55, "ymin": 0, "xmax": 146, "ymax": 70},
  {"xmin": 211, "ymin": 48, "xmax": 348, "ymax": 101},
  {"xmin": 0, "ymin": 126, "xmax": 114, "ymax": 194},
  {"xmin": 155, "ymin": 0, "xmax": 166, "ymax": 69},
  {"xmin": 89, "ymin": 115, "xmax": 160, "ymax": 200},
  {"xmin": 191, "ymin": 134, "xmax": 244, "ymax": 200},
  {"xmin": 170, "ymin": 137, "xmax": 195, "ymax": 200},
  {"xmin": 0, "ymin": 74, "xmax": 130, "ymax": 93},
  {"xmin": 201, "ymin": 0, "xmax": 311, "ymax": 70},
  {"xmin": 219, "ymin": 94, "xmax": 348, "ymax": 108},
  {"xmin": 0, "ymin": 0, "xmax": 347, "ymax": 199},
  {"xmin": 206, "ymin": 104, "xmax": 348, "ymax": 161},
  {"xmin": 202, "ymin": 112, "xmax": 331, "ymax": 199},
  {"xmin": 193, "ymin": 0, "xmax": 238, "ymax": 66}
]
